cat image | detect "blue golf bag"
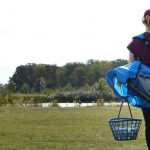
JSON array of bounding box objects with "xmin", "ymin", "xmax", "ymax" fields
[{"xmin": 106, "ymin": 60, "xmax": 150, "ymax": 108}]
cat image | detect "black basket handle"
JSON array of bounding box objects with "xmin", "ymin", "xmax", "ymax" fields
[{"xmin": 118, "ymin": 100, "xmax": 133, "ymax": 119}]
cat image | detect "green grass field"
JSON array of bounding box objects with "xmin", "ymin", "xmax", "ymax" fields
[{"xmin": 0, "ymin": 106, "xmax": 147, "ymax": 150}]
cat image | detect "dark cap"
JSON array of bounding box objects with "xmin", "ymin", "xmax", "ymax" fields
[{"xmin": 144, "ymin": 9, "xmax": 150, "ymax": 19}]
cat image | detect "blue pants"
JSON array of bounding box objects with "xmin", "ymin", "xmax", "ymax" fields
[{"xmin": 142, "ymin": 108, "xmax": 150, "ymax": 150}]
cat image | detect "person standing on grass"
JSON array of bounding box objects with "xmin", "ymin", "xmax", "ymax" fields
[{"xmin": 127, "ymin": 9, "xmax": 150, "ymax": 150}]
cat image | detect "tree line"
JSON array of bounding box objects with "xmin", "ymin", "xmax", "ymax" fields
[{"xmin": 8, "ymin": 59, "xmax": 128, "ymax": 93}]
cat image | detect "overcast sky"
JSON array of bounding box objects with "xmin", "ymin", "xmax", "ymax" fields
[{"xmin": 0, "ymin": 0, "xmax": 149, "ymax": 84}]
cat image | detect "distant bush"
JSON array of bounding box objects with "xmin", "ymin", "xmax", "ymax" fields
[
  {"xmin": 0, "ymin": 94, "xmax": 50, "ymax": 107},
  {"xmin": 48, "ymin": 90, "xmax": 115, "ymax": 102},
  {"xmin": 51, "ymin": 99, "xmax": 58, "ymax": 107},
  {"xmin": 96, "ymin": 98, "xmax": 104, "ymax": 106},
  {"xmin": 101, "ymin": 91, "xmax": 116, "ymax": 102}
]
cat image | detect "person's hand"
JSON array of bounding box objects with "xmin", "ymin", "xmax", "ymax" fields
[
  {"xmin": 121, "ymin": 99, "xmax": 126, "ymax": 102},
  {"xmin": 117, "ymin": 81, "xmax": 122, "ymax": 87}
]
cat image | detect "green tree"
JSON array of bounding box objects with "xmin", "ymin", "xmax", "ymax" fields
[
  {"xmin": 0, "ymin": 84, "xmax": 9, "ymax": 97},
  {"xmin": 95, "ymin": 78, "xmax": 108, "ymax": 92},
  {"xmin": 9, "ymin": 59, "xmax": 128, "ymax": 92},
  {"xmin": 33, "ymin": 78, "xmax": 41, "ymax": 92},
  {"xmin": 40, "ymin": 77, "xmax": 46, "ymax": 91},
  {"xmin": 21, "ymin": 83, "xmax": 30, "ymax": 94},
  {"xmin": 63, "ymin": 82, "xmax": 74, "ymax": 91},
  {"xmin": 7, "ymin": 81, "xmax": 16, "ymax": 94},
  {"xmin": 99, "ymin": 61, "xmax": 111, "ymax": 79},
  {"xmin": 86, "ymin": 61, "xmax": 101, "ymax": 85},
  {"xmin": 73, "ymin": 65, "xmax": 87, "ymax": 87},
  {"xmin": 57, "ymin": 62, "xmax": 78, "ymax": 87},
  {"xmin": 111, "ymin": 59, "xmax": 128, "ymax": 69},
  {"xmin": 30, "ymin": 87, "xmax": 35, "ymax": 94}
]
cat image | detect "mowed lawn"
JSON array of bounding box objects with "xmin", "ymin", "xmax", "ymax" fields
[{"xmin": 0, "ymin": 106, "xmax": 147, "ymax": 150}]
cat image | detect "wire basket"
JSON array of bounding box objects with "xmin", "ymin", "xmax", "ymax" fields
[
  {"xmin": 108, "ymin": 101, "xmax": 142, "ymax": 141},
  {"xmin": 108, "ymin": 117, "xmax": 142, "ymax": 140}
]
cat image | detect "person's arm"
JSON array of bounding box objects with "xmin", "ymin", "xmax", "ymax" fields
[{"xmin": 129, "ymin": 51, "xmax": 135, "ymax": 63}]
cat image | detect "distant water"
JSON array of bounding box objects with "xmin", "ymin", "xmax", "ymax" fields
[{"xmin": 23, "ymin": 103, "xmax": 128, "ymax": 108}]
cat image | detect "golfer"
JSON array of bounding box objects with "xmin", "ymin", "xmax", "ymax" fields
[{"xmin": 127, "ymin": 9, "xmax": 150, "ymax": 149}]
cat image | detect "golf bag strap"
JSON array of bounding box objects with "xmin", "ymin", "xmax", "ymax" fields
[
  {"xmin": 133, "ymin": 34, "xmax": 150, "ymax": 51},
  {"xmin": 128, "ymin": 81, "xmax": 150, "ymax": 103}
]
